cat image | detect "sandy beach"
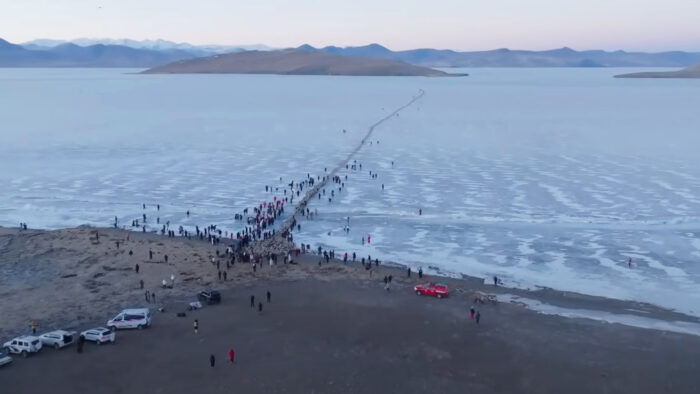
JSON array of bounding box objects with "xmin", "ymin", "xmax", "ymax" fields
[{"xmin": 1, "ymin": 226, "xmax": 699, "ymax": 393}]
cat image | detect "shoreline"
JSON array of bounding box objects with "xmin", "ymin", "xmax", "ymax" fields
[{"xmin": 1, "ymin": 225, "xmax": 698, "ymax": 339}]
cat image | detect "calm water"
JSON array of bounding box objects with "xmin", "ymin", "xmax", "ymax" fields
[{"xmin": 2, "ymin": 68, "xmax": 700, "ymax": 315}]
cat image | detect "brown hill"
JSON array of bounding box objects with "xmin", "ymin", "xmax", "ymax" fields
[
  {"xmin": 615, "ymin": 63, "xmax": 700, "ymax": 78},
  {"xmin": 141, "ymin": 49, "xmax": 461, "ymax": 77}
]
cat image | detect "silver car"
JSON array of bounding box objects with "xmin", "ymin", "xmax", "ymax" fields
[
  {"xmin": 80, "ymin": 327, "xmax": 115, "ymax": 345},
  {"xmin": 39, "ymin": 330, "xmax": 76, "ymax": 349}
]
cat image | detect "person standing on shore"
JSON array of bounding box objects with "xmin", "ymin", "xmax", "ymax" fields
[
  {"xmin": 267, "ymin": 291, "xmax": 271, "ymax": 303},
  {"xmin": 493, "ymin": 276, "xmax": 498, "ymax": 287},
  {"xmin": 228, "ymin": 348, "xmax": 235, "ymax": 363},
  {"xmin": 407, "ymin": 268, "xmax": 411, "ymax": 277},
  {"xmin": 145, "ymin": 290, "xmax": 150, "ymax": 303},
  {"xmin": 210, "ymin": 354, "xmax": 216, "ymax": 367},
  {"xmin": 475, "ymin": 311, "xmax": 481, "ymax": 325},
  {"xmin": 76, "ymin": 335, "xmax": 84, "ymax": 353},
  {"xmin": 418, "ymin": 268, "xmax": 423, "ymax": 279},
  {"xmin": 194, "ymin": 319, "xmax": 199, "ymax": 334},
  {"xmin": 250, "ymin": 295, "xmax": 255, "ymax": 308},
  {"xmin": 258, "ymin": 302, "xmax": 263, "ymax": 313},
  {"xmin": 135, "ymin": 263, "xmax": 139, "ymax": 274},
  {"xmin": 470, "ymin": 306, "xmax": 475, "ymax": 319}
]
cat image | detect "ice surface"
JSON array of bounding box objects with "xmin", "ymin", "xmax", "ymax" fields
[{"xmin": 495, "ymin": 294, "xmax": 700, "ymax": 337}]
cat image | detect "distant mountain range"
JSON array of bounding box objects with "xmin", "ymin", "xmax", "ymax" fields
[
  {"xmin": 22, "ymin": 38, "xmax": 273, "ymax": 55},
  {"xmin": 0, "ymin": 38, "xmax": 203, "ymax": 67},
  {"xmin": 2, "ymin": 37, "xmax": 700, "ymax": 68},
  {"xmin": 295, "ymin": 43, "xmax": 700, "ymax": 68}
]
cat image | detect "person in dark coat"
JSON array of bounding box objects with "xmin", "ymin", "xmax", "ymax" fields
[
  {"xmin": 250, "ymin": 295, "xmax": 255, "ymax": 308},
  {"xmin": 258, "ymin": 302, "xmax": 263, "ymax": 313},
  {"xmin": 266, "ymin": 291, "xmax": 271, "ymax": 303},
  {"xmin": 76, "ymin": 336, "xmax": 84, "ymax": 353},
  {"xmin": 210, "ymin": 354, "xmax": 216, "ymax": 367}
]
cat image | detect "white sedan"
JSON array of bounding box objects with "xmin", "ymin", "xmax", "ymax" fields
[
  {"xmin": 80, "ymin": 327, "xmax": 115, "ymax": 345},
  {"xmin": 39, "ymin": 330, "xmax": 76, "ymax": 349}
]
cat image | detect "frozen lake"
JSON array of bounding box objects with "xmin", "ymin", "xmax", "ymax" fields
[{"xmin": 2, "ymin": 68, "xmax": 700, "ymax": 316}]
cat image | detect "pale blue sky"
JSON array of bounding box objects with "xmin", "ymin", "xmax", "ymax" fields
[{"xmin": 1, "ymin": 0, "xmax": 699, "ymax": 51}]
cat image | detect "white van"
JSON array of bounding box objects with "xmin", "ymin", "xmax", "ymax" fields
[{"xmin": 106, "ymin": 308, "xmax": 151, "ymax": 330}]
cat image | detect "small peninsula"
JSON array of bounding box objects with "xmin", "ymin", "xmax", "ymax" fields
[
  {"xmin": 141, "ymin": 49, "xmax": 463, "ymax": 77},
  {"xmin": 615, "ymin": 63, "xmax": 700, "ymax": 78}
]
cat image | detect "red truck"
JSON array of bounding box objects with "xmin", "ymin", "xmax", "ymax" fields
[{"xmin": 414, "ymin": 283, "xmax": 448, "ymax": 298}]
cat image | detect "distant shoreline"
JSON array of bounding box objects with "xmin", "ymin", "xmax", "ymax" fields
[
  {"xmin": 615, "ymin": 64, "xmax": 700, "ymax": 79},
  {"xmin": 140, "ymin": 50, "xmax": 466, "ymax": 77}
]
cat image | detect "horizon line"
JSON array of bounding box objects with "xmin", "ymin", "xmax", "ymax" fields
[{"xmin": 8, "ymin": 37, "xmax": 700, "ymax": 54}]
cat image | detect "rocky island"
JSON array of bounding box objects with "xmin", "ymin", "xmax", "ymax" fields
[
  {"xmin": 141, "ymin": 49, "xmax": 463, "ymax": 77},
  {"xmin": 615, "ymin": 63, "xmax": 700, "ymax": 78}
]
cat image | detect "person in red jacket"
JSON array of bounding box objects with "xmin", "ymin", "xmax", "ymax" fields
[{"xmin": 228, "ymin": 348, "xmax": 235, "ymax": 363}]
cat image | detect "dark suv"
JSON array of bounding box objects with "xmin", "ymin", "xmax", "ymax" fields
[{"xmin": 197, "ymin": 290, "xmax": 221, "ymax": 305}]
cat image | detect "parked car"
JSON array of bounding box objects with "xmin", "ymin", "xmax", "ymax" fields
[
  {"xmin": 2, "ymin": 336, "xmax": 43, "ymax": 357},
  {"xmin": 414, "ymin": 283, "xmax": 449, "ymax": 298},
  {"xmin": 80, "ymin": 327, "xmax": 115, "ymax": 344},
  {"xmin": 198, "ymin": 290, "xmax": 221, "ymax": 305},
  {"xmin": 0, "ymin": 350, "xmax": 13, "ymax": 367},
  {"xmin": 39, "ymin": 330, "xmax": 76, "ymax": 349},
  {"xmin": 106, "ymin": 308, "xmax": 151, "ymax": 330}
]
